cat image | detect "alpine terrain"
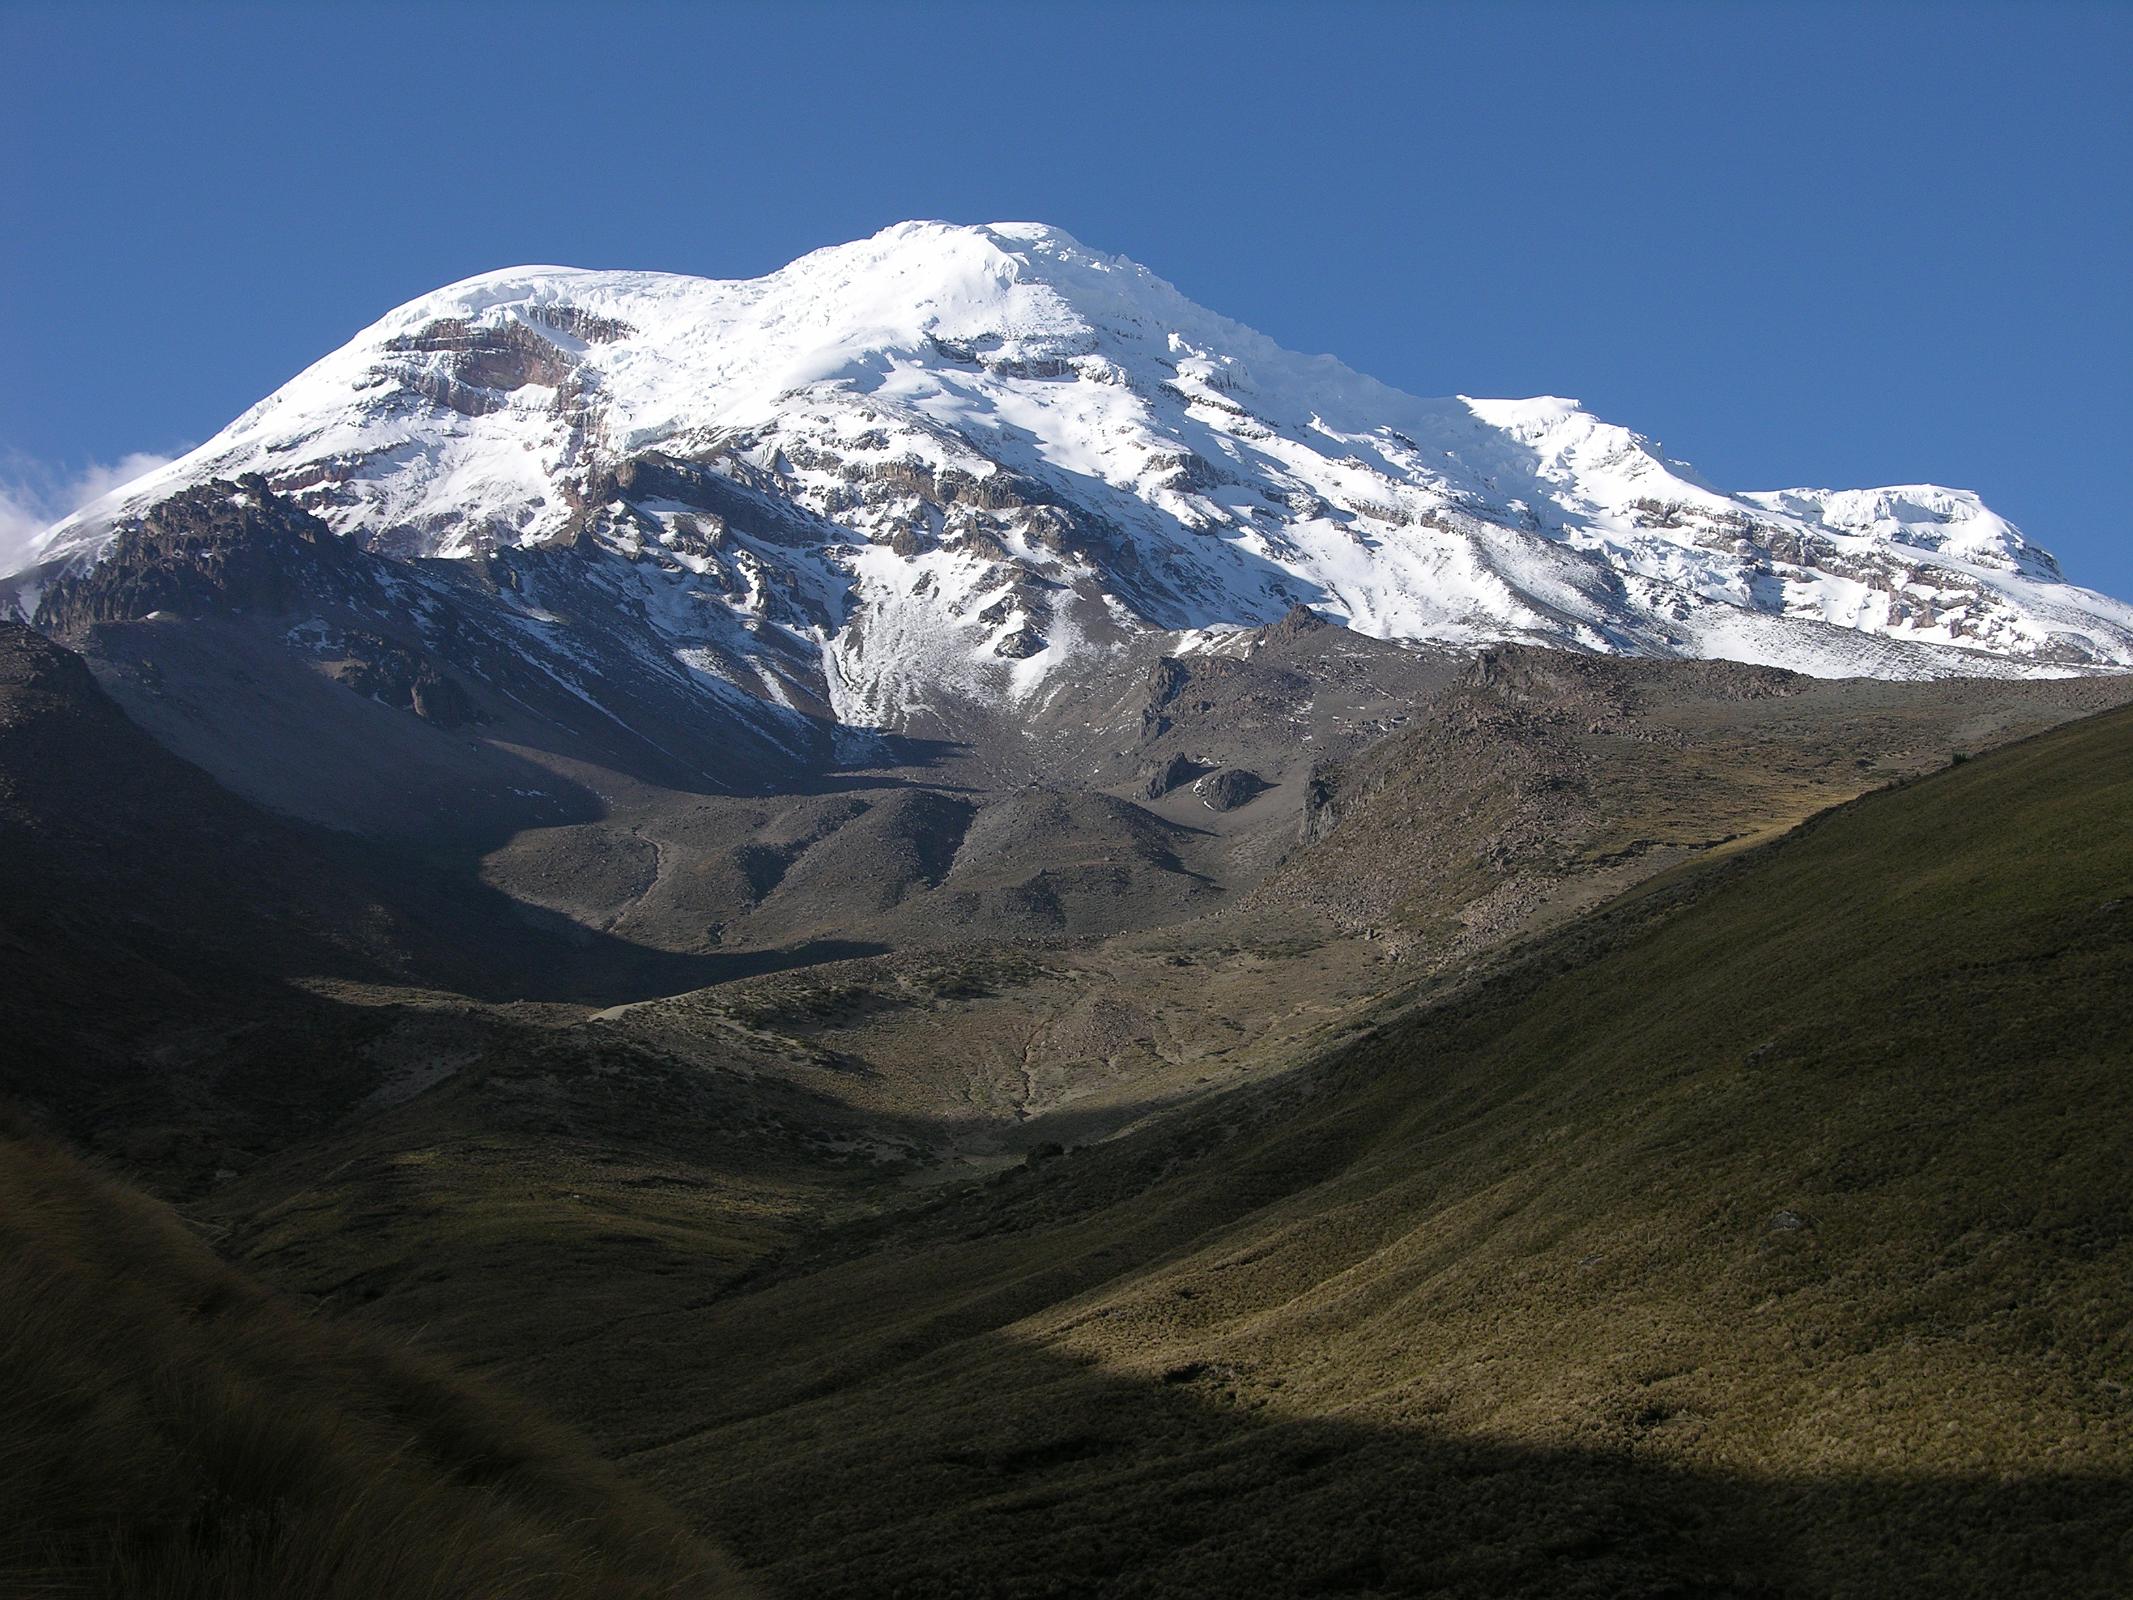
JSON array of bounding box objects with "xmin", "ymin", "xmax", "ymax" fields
[
  {"xmin": 4, "ymin": 222, "xmax": 2131, "ymax": 1599},
  {"xmin": 12, "ymin": 223, "xmax": 2133, "ymax": 751}
]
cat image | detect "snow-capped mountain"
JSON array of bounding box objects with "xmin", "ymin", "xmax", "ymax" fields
[{"xmin": 16, "ymin": 221, "xmax": 2133, "ymax": 740}]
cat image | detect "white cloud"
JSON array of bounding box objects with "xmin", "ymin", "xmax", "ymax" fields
[{"xmin": 0, "ymin": 450, "xmax": 183, "ymax": 571}]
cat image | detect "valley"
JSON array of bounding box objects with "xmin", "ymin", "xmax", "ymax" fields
[
  {"xmin": 6, "ymin": 600, "xmax": 2130, "ymax": 1595},
  {"xmin": 4, "ymin": 220, "xmax": 2131, "ymax": 1597}
]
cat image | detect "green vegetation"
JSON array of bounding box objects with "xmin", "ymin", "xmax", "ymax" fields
[
  {"xmin": 447, "ymin": 702, "xmax": 2130, "ymax": 1596},
  {"xmin": 10, "ymin": 606, "xmax": 2133, "ymax": 1596},
  {"xmin": 0, "ymin": 1114, "xmax": 747, "ymax": 1599}
]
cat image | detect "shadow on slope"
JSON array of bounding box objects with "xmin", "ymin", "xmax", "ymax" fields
[
  {"xmin": 0, "ymin": 1111, "xmax": 750, "ymax": 1599},
  {"xmin": 0, "ymin": 618, "xmax": 896, "ymax": 999},
  {"xmin": 469, "ymin": 701, "xmax": 2133, "ymax": 1596},
  {"xmin": 32, "ymin": 482, "xmax": 972, "ymax": 830},
  {"xmin": 0, "ymin": 620, "xmax": 894, "ymax": 1170},
  {"xmin": 645, "ymin": 1326, "xmax": 2128, "ymax": 1599}
]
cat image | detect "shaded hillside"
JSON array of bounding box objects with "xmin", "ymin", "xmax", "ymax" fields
[
  {"xmin": 0, "ymin": 1112, "xmax": 747, "ymax": 1598},
  {"xmin": 295, "ymin": 701, "xmax": 2133, "ymax": 1597},
  {"xmin": 0, "ymin": 620, "xmax": 432, "ymax": 983},
  {"xmin": 0, "ymin": 622, "xmax": 788, "ymax": 1175},
  {"xmin": 0, "ymin": 620, "xmax": 430, "ymax": 1160},
  {"xmin": 32, "ymin": 482, "xmax": 840, "ymax": 825}
]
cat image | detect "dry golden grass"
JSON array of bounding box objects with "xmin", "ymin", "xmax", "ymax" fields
[
  {"xmin": 52, "ymin": 699, "xmax": 2132, "ymax": 1596},
  {"xmin": 520, "ymin": 702, "xmax": 2133, "ymax": 1597}
]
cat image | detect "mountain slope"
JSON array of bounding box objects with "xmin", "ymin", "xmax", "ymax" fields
[
  {"xmin": 0, "ymin": 619, "xmax": 784, "ymax": 1170},
  {"xmin": 12, "ymin": 223, "xmax": 2130, "ymax": 762},
  {"xmin": 1263, "ymin": 644, "xmax": 2133, "ymax": 964},
  {"xmin": 313, "ymin": 699, "xmax": 2133, "ymax": 1597},
  {"xmin": 0, "ymin": 1112, "xmax": 747, "ymax": 1598}
]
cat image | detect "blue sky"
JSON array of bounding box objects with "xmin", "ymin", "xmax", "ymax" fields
[{"xmin": 4, "ymin": 1, "xmax": 2128, "ymax": 592}]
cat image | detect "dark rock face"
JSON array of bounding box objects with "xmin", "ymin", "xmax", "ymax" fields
[
  {"xmin": 326, "ymin": 634, "xmax": 481, "ymax": 728},
  {"xmin": 1195, "ymin": 767, "xmax": 1268, "ymax": 811},
  {"xmin": 590, "ymin": 452, "xmax": 830, "ymax": 550},
  {"xmin": 37, "ymin": 482, "xmax": 484, "ymax": 730},
  {"xmin": 995, "ymin": 627, "xmax": 1047, "ymax": 659},
  {"xmin": 408, "ymin": 675, "xmax": 477, "ymax": 728},
  {"xmin": 1259, "ymin": 604, "xmax": 1330, "ymax": 648},
  {"xmin": 1141, "ymin": 657, "xmax": 1190, "ymax": 736},
  {"xmin": 1301, "ymin": 765, "xmax": 1340, "ymax": 844},
  {"xmin": 524, "ymin": 304, "xmax": 634, "ymax": 345},
  {"xmin": 34, "ymin": 479, "xmax": 379, "ymax": 631},
  {"xmin": 1140, "ymin": 753, "xmax": 1208, "ymax": 800}
]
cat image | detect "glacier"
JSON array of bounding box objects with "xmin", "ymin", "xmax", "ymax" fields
[{"xmin": 15, "ymin": 220, "xmax": 2133, "ymax": 735}]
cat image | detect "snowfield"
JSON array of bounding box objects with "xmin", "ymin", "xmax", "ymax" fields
[{"xmin": 17, "ymin": 221, "xmax": 2133, "ymax": 728}]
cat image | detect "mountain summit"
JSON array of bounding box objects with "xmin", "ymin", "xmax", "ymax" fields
[{"xmin": 15, "ymin": 221, "xmax": 2133, "ymax": 737}]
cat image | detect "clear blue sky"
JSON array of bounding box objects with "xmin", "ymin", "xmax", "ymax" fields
[{"xmin": 4, "ymin": 1, "xmax": 2128, "ymax": 592}]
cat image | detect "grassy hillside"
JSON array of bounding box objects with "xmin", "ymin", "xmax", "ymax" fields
[
  {"xmin": 0, "ymin": 1113, "xmax": 748, "ymax": 1599},
  {"xmin": 32, "ymin": 661, "xmax": 2120, "ymax": 1595},
  {"xmin": 426, "ymin": 701, "xmax": 2132, "ymax": 1596}
]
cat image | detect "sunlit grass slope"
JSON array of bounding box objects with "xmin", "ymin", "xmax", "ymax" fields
[{"xmin": 608, "ymin": 703, "xmax": 2133, "ymax": 1596}]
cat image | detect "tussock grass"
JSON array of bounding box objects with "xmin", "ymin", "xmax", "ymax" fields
[
  {"xmin": 65, "ymin": 698, "xmax": 2133, "ymax": 1596},
  {"xmin": 557, "ymin": 701, "xmax": 2133, "ymax": 1596},
  {"xmin": 0, "ymin": 1114, "xmax": 747, "ymax": 1599}
]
